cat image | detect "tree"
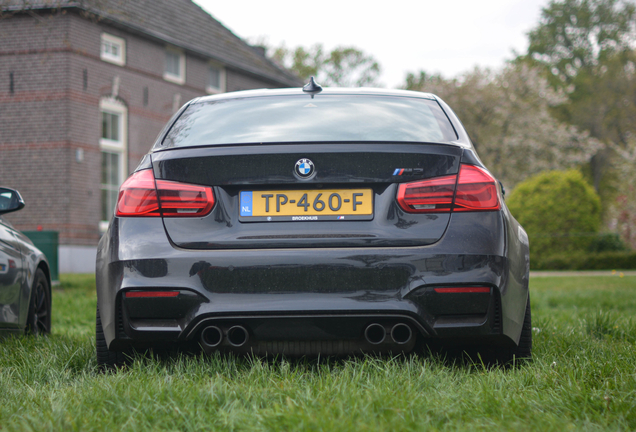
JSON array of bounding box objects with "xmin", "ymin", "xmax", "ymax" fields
[
  {"xmin": 526, "ymin": 0, "xmax": 636, "ymax": 88},
  {"xmin": 525, "ymin": 0, "xmax": 636, "ymax": 189},
  {"xmin": 524, "ymin": 0, "xmax": 636, "ymax": 246},
  {"xmin": 404, "ymin": 64, "xmax": 600, "ymax": 188},
  {"xmin": 271, "ymin": 44, "xmax": 381, "ymax": 87}
]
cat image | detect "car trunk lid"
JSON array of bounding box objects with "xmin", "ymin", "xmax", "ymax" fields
[{"xmin": 151, "ymin": 143, "xmax": 462, "ymax": 249}]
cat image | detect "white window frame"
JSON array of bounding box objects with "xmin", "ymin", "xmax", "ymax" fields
[
  {"xmin": 206, "ymin": 62, "xmax": 226, "ymax": 94},
  {"xmin": 164, "ymin": 46, "xmax": 186, "ymax": 85},
  {"xmin": 99, "ymin": 98, "xmax": 128, "ymax": 229},
  {"xmin": 100, "ymin": 33, "xmax": 126, "ymax": 66}
]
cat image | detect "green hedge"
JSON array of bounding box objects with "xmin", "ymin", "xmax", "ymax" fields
[
  {"xmin": 532, "ymin": 251, "xmax": 636, "ymax": 270},
  {"xmin": 507, "ymin": 170, "xmax": 602, "ymax": 259}
]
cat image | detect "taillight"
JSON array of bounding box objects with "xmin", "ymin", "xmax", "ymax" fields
[
  {"xmin": 454, "ymin": 165, "xmax": 500, "ymax": 212},
  {"xmin": 156, "ymin": 179, "xmax": 215, "ymax": 217},
  {"xmin": 115, "ymin": 169, "xmax": 215, "ymax": 217},
  {"xmin": 116, "ymin": 169, "xmax": 160, "ymax": 216},
  {"xmin": 396, "ymin": 174, "xmax": 457, "ymax": 213},
  {"xmin": 396, "ymin": 164, "xmax": 499, "ymax": 213}
]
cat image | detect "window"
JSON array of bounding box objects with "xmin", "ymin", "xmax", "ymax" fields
[
  {"xmin": 159, "ymin": 95, "xmax": 457, "ymax": 149},
  {"xmin": 100, "ymin": 33, "xmax": 125, "ymax": 66},
  {"xmin": 99, "ymin": 98, "xmax": 127, "ymax": 229},
  {"xmin": 164, "ymin": 47, "xmax": 185, "ymax": 84},
  {"xmin": 101, "ymin": 151, "xmax": 121, "ymax": 223},
  {"xmin": 206, "ymin": 63, "xmax": 226, "ymax": 94}
]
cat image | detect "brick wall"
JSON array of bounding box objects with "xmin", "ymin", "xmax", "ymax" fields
[{"xmin": 1, "ymin": 8, "xmax": 293, "ymax": 248}]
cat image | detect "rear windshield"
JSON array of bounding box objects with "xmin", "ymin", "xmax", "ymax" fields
[{"xmin": 158, "ymin": 95, "xmax": 457, "ymax": 148}]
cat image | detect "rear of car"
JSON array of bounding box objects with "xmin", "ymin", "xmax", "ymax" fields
[{"xmin": 96, "ymin": 88, "xmax": 530, "ymax": 366}]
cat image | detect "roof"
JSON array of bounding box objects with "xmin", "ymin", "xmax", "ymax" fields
[
  {"xmin": 1, "ymin": 0, "xmax": 302, "ymax": 88},
  {"xmin": 194, "ymin": 86, "xmax": 438, "ymax": 103}
]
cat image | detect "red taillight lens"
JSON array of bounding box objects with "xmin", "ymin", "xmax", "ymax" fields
[
  {"xmin": 396, "ymin": 164, "xmax": 500, "ymax": 213},
  {"xmin": 155, "ymin": 180, "xmax": 215, "ymax": 217},
  {"xmin": 116, "ymin": 169, "xmax": 161, "ymax": 216},
  {"xmin": 396, "ymin": 174, "xmax": 457, "ymax": 213},
  {"xmin": 115, "ymin": 169, "xmax": 215, "ymax": 217},
  {"xmin": 454, "ymin": 165, "xmax": 500, "ymax": 212}
]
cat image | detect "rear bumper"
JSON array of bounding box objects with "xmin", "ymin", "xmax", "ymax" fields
[{"xmin": 96, "ymin": 210, "xmax": 529, "ymax": 354}]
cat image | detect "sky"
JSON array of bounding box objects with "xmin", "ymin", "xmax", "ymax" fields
[{"xmin": 193, "ymin": 0, "xmax": 551, "ymax": 88}]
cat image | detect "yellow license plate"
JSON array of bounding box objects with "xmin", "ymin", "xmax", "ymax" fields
[{"xmin": 239, "ymin": 189, "xmax": 373, "ymax": 221}]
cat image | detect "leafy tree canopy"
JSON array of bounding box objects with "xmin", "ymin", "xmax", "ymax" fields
[
  {"xmin": 404, "ymin": 64, "xmax": 600, "ymax": 188},
  {"xmin": 270, "ymin": 43, "xmax": 381, "ymax": 87},
  {"xmin": 526, "ymin": 0, "xmax": 636, "ymax": 88},
  {"xmin": 524, "ymin": 0, "xmax": 636, "ymax": 216}
]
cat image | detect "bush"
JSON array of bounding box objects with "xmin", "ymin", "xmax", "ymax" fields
[
  {"xmin": 588, "ymin": 233, "xmax": 629, "ymax": 253},
  {"xmin": 532, "ymin": 251, "xmax": 636, "ymax": 270},
  {"xmin": 507, "ymin": 170, "xmax": 601, "ymax": 260}
]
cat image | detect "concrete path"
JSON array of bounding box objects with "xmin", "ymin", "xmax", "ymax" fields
[{"xmin": 530, "ymin": 270, "xmax": 636, "ymax": 277}]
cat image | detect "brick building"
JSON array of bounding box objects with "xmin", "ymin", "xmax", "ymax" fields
[{"xmin": 0, "ymin": 0, "xmax": 301, "ymax": 272}]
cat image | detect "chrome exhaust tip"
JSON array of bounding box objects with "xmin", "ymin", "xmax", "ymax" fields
[
  {"xmin": 201, "ymin": 326, "xmax": 223, "ymax": 348},
  {"xmin": 227, "ymin": 325, "xmax": 249, "ymax": 347},
  {"xmin": 364, "ymin": 323, "xmax": 386, "ymax": 345},
  {"xmin": 391, "ymin": 323, "xmax": 413, "ymax": 345}
]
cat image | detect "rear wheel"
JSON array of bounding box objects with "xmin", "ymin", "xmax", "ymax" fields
[
  {"xmin": 25, "ymin": 269, "xmax": 51, "ymax": 335},
  {"xmin": 96, "ymin": 305, "xmax": 128, "ymax": 371}
]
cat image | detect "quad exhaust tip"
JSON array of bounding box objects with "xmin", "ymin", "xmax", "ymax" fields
[
  {"xmin": 391, "ymin": 323, "xmax": 413, "ymax": 344},
  {"xmin": 227, "ymin": 325, "xmax": 249, "ymax": 347},
  {"xmin": 201, "ymin": 326, "xmax": 223, "ymax": 348},
  {"xmin": 364, "ymin": 323, "xmax": 386, "ymax": 345}
]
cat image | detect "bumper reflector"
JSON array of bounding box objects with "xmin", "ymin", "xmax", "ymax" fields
[
  {"xmin": 434, "ymin": 287, "xmax": 490, "ymax": 293},
  {"xmin": 125, "ymin": 291, "xmax": 180, "ymax": 298}
]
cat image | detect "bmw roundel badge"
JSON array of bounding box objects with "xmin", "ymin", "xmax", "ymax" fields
[{"xmin": 294, "ymin": 158, "xmax": 315, "ymax": 179}]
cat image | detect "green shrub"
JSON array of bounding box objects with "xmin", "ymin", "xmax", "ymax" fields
[
  {"xmin": 532, "ymin": 251, "xmax": 636, "ymax": 270},
  {"xmin": 588, "ymin": 233, "xmax": 629, "ymax": 253},
  {"xmin": 507, "ymin": 170, "xmax": 601, "ymax": 260}
]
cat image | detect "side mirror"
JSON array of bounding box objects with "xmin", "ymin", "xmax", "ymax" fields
[{"xmin": 0, "ymin": 188, "xmax": 25, "ymax": 215}]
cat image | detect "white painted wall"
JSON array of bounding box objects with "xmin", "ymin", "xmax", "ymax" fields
[{"xmin": 59, "ymin": 245, "xmax": 97, "ymax": 273}]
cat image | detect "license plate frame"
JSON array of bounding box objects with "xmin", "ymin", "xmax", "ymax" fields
[{"xmin": 239, "ymin": 189, "xmax": 374, "ymax": 222}]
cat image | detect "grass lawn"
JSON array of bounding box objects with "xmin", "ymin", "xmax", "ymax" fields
[{"xmin": 1, "ymin": 274, "xmax": 635, "ymax": 431}]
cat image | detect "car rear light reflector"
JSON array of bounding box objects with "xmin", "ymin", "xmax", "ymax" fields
[
  {"xmin": 156, "ymin": 180, "xmax": 215, "ymax": 217},
  {"xmin": 125, "ymin": 291, "xmax": 180, "ymax": 298},
  {"xmin": 115, "ymin": 169, "xmax": 215, "ymax": 217},
  {"xmin": 396, "ymin": 174, "xmax": 457, "ymax": 213},
  {"xmin": 454, "ymin": 165, "xmax": 500, "ymax": 212},
  {"xmin": 434, "ymin": 287, "xmax": 491, "ymax": 293}
]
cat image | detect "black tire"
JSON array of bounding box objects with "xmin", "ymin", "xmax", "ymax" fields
[
  {"xmin": 25, "ymin": 268, "xmax": 51, "ymax": 335},
  {"xmin": 96, "ymin": 305, "xmax": 128, "ymax": 371}
]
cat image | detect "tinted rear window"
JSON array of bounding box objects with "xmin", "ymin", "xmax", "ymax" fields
[{"xmin": 159, "ymin": 95, "xmax": 457, "ymax": 148}]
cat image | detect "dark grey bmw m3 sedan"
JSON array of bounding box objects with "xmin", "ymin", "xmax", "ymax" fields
[{"xmin": 95, "ymin": 82, "xmax": 531, "ymax": 368}]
